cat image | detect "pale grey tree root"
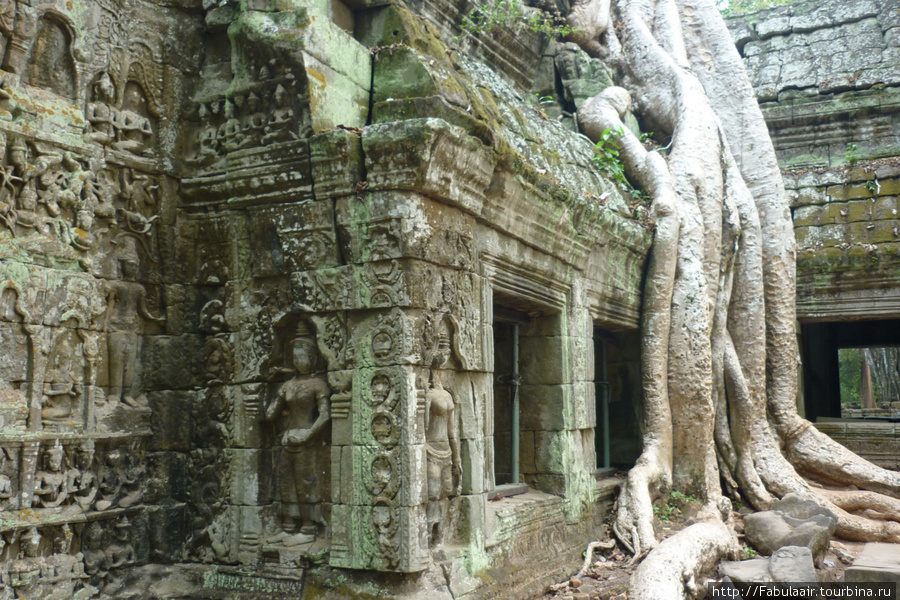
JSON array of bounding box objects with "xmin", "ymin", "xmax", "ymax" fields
[{"xmin": 570, "ymin": 0, "xmax": 900, "ymax": 597}]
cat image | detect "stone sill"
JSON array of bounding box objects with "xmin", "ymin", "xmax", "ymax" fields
[{"xmin": 484, "ymin": 488, "xmax": 566, "ymax": 548}]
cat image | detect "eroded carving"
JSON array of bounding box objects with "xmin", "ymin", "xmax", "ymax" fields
[
  {"xmin": 266, "ymin": 320, "xmax": 330, "ymax": 547},
  {"xmin": 424, "ymin": 318, "xmax": 460, "ymax": 549}
]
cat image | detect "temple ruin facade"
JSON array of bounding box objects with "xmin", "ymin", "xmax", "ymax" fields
[{"xmin": 0, "ymin": 0, "xmax": 896, "ymax": 598}]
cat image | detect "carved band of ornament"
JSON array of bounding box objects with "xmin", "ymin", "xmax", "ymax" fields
[
  {"xmin": 330, "ymin": 540, "xmax": 350, "ymax": 561},
  {"xmin": 366, "ymin": 450, "xmax": 400, "ymax": 502},
  {"xmin": 370, "ymin": 411, "xmax": 399, "ymax": 447},
  {"xmin": 481, "ymin": 251, "xmax": 570, "ymax": 312},
  {"xmin": 330, "ymin": 392, "xmax": 351, "ymax": 418},
  {"xmin": 368, "ymin": 369, "xmax": 398, "ymax": 408}
]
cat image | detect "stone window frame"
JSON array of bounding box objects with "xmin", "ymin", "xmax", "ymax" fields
[{"xmin": 482, "ymin": 253, "xmax": 573, "ymax": 498}]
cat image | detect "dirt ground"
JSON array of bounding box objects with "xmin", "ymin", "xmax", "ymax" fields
[{"xmin": 537, "ymin": 511, "xmax": 866, "ymax": 600}]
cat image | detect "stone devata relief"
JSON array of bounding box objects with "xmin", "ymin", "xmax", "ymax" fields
[{"xmin": 266, "ymin": 320, "xmax": 332, "ymax": 549}]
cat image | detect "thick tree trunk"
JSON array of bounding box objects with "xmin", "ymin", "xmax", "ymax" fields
[
  {"xmin": 569, "ymin": 0, "xmax": 900, "ymax": 596},
  {"xmin": 861, "ymin": 359, "xmax": 875, "ymax": 409}
]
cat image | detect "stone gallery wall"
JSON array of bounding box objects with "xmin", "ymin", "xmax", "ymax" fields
[
  {"xmin": 0, "ymin": 0, "xmax": 650, "ymax": 598},
  {"xmin": 727, "ymin": 0, "xmax": 900, "ymax": 168},
  {"xmin": 727, "ymin": 0, "xmax": 900, "ymax": 319},
  {"xmin": 0, "ymin": 0, "xmax": 203, "ymax": 598}
]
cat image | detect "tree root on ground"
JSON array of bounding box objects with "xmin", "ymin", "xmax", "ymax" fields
[{"xmin": 567, "ymin": 0, "xmax": 900, "ymax": 597}]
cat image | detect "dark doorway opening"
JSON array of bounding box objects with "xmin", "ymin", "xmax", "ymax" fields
[
  {"xmin": 800, "ymin": 320, "xmax": 900, "ymax": 422},
  {"xmin": 594, "ymin": 328, "xmax": 641, "ymax": 471}
]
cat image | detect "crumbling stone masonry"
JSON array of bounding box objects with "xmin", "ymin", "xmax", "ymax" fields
[{"xmin": 0, "ymin": 0, "xmax": 648, "ymax": 598}]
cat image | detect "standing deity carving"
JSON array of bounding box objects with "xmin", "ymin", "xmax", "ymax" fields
[
  {"xmin": 424, "ymin": 319, "xmax": 460, "ymax": 548},
  {"xmin": 265, "ymin": 321, "xmax": 331, "ymax": 546},
  {"xmin": 102, "ymin": 241, "xmax": 164, "ymax": 409}
]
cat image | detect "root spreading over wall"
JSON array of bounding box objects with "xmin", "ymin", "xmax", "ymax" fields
[{"xmin": 569, "ymin": 0, "xmax": 900, "ymax": 596}]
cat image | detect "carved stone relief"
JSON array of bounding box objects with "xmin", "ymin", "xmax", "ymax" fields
[
  {"xmin": 423, "ymin": 316, "xmax": 460, "ymax": 549},
  {"xmin": 265, "ymin": 320, "xmax": 331, "ymax": 549},
  {"xmin": 187, "ymin": 57, "xmax": 311, "ymax": 173}
]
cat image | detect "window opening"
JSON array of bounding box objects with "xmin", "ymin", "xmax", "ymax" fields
[
  {"xmin": 594, "ymin": 328, "xmax": 641, "ymax": 471},
  {"xmin": 801, "ymin": 320, "xmax": 900, "ymax": 422},
  {"xmin": 492, "ymin": 306, "xmax": 529, "ymax": 494}
]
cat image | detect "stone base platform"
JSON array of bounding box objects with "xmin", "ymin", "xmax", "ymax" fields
[{"xmin": 845, "ymin": 543, "xmax": 900, "ymax": 600}]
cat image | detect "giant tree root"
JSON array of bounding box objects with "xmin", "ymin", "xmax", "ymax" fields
[
  {"xmin": 567, "ymin": 0, "xmax": 900, "ymax": 597},
  {"xmin": 629, "ymin": 521, "xmax": 736, "ymax": 600}
]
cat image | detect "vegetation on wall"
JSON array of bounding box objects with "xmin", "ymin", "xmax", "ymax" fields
[
  {"xmin": 718, "ymin": 0, "xmax": 794, "ymax": 15},
  {"xmin": 457, "ymin": 0, "xmax": 575, "ymax": 39}
]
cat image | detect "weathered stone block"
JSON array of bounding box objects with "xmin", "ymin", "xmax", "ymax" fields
[
  {"xmin": 309, "ymin": 129, "xmax": 364, "ymax": 199},
  {"xmin": 744, "ymin": 511, "xmax": 794, "ymax": 555},
  {"xmin": 347, "ymin": 308, "xmax": 418, "ymax": 368},
  {"xmin": 455, "ymin": 371, "xmax": 490, "ymax": 440},
  {"xmin": 372, "ymin": 46, "xmax": 466, "ymax": 106},
  {"xmin": 339, "ymin": 444, "xmax": 426, "ymax": 507},
  {"xmin": 141, "ymin": 334, "xmax": 206, "ymax": 391},
  {"xmin": 769, "ymin": 546, "xmax": 817, "ymax": 583},
  {"xmin": 520, "ymin": 384, "xmax": 573, "ymax": 431},
  {"xmin": 451, "ymin": 494, "xmax": 486, "ymax": 549},
  {"xmin": 520, "ymin": 313, "xmax": 564, "ymax": 338},
  {"xmin": 329, "ymin": 502, "xmax": 429, "ymax": 572},
  {"xmin": 181, "ymin": 140, "xmax": 314, "ymax": 207},
  {"xmin": 291, "ymin": 267, "xmax": 355, "ymax": 312},
  {"xmin": 228, "ymin": 448, "xmax": 268, "ymax": 506},
  {"xmin": 534, "ymin": 430, "xmax": 572, "ymax": 475},
  {"xmin": 363, "ymin": 119, "xmax": 494, "ymax": 215},
  {"xmin": 148, "ymin": 390, "xmax": 196, "ymax": 451},
  {"xmin": 147, "ymin": 503, "xmax": 189, "ymax": 563},
  {"xmin": 302, "ymin": 48, "xmax": 371, "ymax": 132},
  {"xmin": 519, "ymin": 336, "xmax": 571, "ymax": 385},
  {"xmin": 147, "ymin": 451, "xmax": 190, "ymax": 504},
  {"xmin": 573, "ymin": 381, "xmax": 596, "ymax": 430},
  {"xmin": 845, "ymin": 542, "xmax": 900, "ymax": 598},
  {"xmin": 460, "ymin": 437, "xmax": 486, "ymax": 495},
  {"xmin": 0, "ymin": 322, "xmax": 31, "ymax": 383}
]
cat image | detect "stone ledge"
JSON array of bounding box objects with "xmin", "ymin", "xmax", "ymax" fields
[{"xmin": 845, "ymin": 542, "xmax": 900, "ymax": 600}]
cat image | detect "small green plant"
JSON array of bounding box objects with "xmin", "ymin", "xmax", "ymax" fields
[
  {"xmin": 669, "ymin": 490, "xmax": 697, "ymax": 504},
  {"xmin": 653, "ymin": 491, "xmax": 700, "ymax": 522},
  {"xmin": 742, "ymin": 546, "xmax": 758, "ymax": 560},
  {"xmin": 653, "ymin": 502, "xmax": 676, "ymax": 522},
  {"xmin": 532, "ymin": 93, "xmax": 554, "ymax": 106},
  {"xmin": 639, "ymin": 131, "xmax": 653, "ymax": 145},
  {"xmin": 458, "ymin": 0, "xmax": 575, "ymax": 40},
  {"xmin": 845, "ymin": 143, "xmax": 859, "ymax": 166},
  {"xmin": 865, "ymin": 179, "xmax": 878, "ymax": 194},
  {"xmin": 591, "ymin": 127, "xmax": 628, "ymax": 187}
]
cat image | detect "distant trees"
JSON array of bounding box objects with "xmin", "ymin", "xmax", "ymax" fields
[
  {"xmin": 839, "ymin": 347, "xmax": 900, "ymax": 406},
  {"xmin": 864, "ymin": 347, "xmax": 900, "ymax": 405}
]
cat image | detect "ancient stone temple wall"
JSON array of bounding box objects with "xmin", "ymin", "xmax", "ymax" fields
[
  {"xmin": 727, "ymin": 0, "xmax": 900, "ymax": 322},
  {"xmin": 1, "ymin": 0, "xmax": 649, "ymax": 598},
  {"xmin": 170, "ymin": 2, "xmax": 650, "ymax": 596},
  {"xmin": 0, "ymin": 0, "xmax": 202, "ymax": 597},
  {"xmin": 728, "ymin": 0, "xmax": 900, "ymax": 461}
]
